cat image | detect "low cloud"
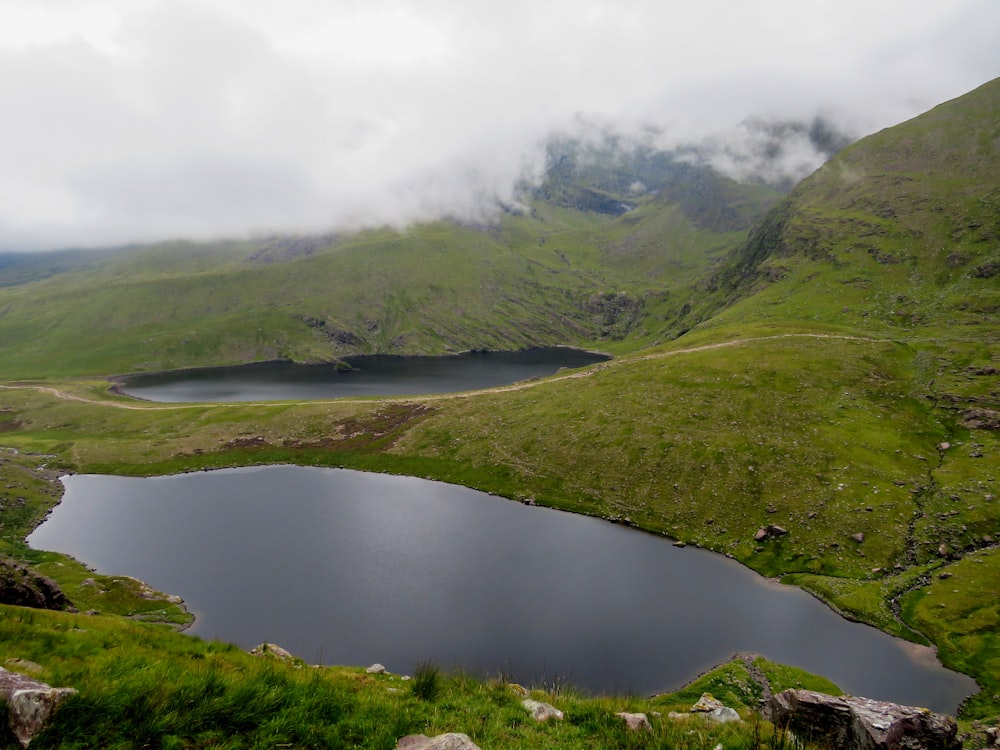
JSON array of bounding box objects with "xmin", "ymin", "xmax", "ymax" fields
[{"xmin": 0, "ymin": 0, "xmax": 998, "ymax": 251}]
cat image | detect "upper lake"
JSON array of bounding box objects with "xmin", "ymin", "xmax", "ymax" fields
[
  {"xmin": 120, "ymin": 348, "xmax": 610, "ymax": 402},
  {"xmin": 28, "ymin": 466, "xmax": 975, "ymax": 713}
]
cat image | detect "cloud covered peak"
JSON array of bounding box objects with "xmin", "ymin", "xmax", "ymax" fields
[{"xmin": 0, "ymin": 1, "xmax": 997, "ymax": 251}]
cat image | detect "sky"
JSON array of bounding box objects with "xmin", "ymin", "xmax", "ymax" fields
[{"xmin": 1, "ymin": 0, "xmax": 998, "ymax": 251}]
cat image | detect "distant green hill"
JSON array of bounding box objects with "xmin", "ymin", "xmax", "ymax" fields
[{"xmin": 0, "ymin": 154, "xmax": 780, "ymax": 379}]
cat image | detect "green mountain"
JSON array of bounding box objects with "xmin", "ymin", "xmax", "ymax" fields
[
  {"xmin": 0, "ymin": 152, "xmax": 780, "ymax": 379},
  {"xmin": 700, "ymin": 77, "xmax": 1000, "ymax": 338}
]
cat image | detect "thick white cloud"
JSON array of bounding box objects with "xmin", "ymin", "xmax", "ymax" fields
[{"xmin": 0, "ymin": 0, "xmax": 998, "ymax": 250}]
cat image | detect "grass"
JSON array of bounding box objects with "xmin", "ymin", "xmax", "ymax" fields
[{"xmin": 0, "ymin": 602, "xmax": 837, "ymax": 749}]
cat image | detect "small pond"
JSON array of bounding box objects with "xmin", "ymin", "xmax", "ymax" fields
[
  {"xmin": 119, "ymin": 348, "xmax": 609, "ymax": 402},
  {"xmin": 28, "ymin": 466, "xmax": 975, "ymax": 712}
]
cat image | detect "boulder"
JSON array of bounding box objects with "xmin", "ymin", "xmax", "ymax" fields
[
  {"xmin": 366, "ymin": 663, "xmax": 387, "ymax": 674},
  {"xmin": 708, "ymin": 706, "xmax": 741, "ymax": 723},
  {"xmin": 691, "ymin": 693, "xmax": 725, "ymax": 712},
  {"xmin": 616, "ymin": 712, "xmax": 651, "ymax": 731},
  {"xmin": 395, "ymin": 733, "xmax": 481, "ymax": 750},
  {"xmin": 769, "ymin": 689, "xmax": 960, "ymax": 750},
  {"xmin": 249, "ymin": 643, "xmax": 295, "ymax": 662},
  {"xmin": 963, "ymin": 408, "xmax": 1000, "ymax": 430},
  {"xmin": 754, "ymin": 525, "xmax": 789, "ymax": 542},
  {"xmin": 522, "ymin": 698, "xmax": 564, "ymax": 721},
  {"xmin": 0, "ymin": 667, "xmax": 77, "ymax": 748},
  {"xmin": 0, "ymin": 559, "xmax": 74, "ymax": 612}
]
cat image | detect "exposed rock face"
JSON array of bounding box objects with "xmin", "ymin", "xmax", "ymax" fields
[
  {"xmin": 395, "ymin": 733, "xmax": 481, "ymax": 750},
  {"xmin": 769, "ymin": 689, "xmax": 960, "ymax": 750},
  {"xmin": 522, "ymin": 699, "xmax": 564, "ymax": 721},
  {"xmin": 0, "ymin": 558, "xmax": 74, "ymax": 612},
  {"xmin": 754, "ymin": 525, "xmax": 789, "ymax": 542},
  {"xmin": 963, "ymin": 407, "xmax": 1000, "ymax": 430},
  {"xmin": 0, "ymin": 667, "xmax": 77, "ymax": 747}
]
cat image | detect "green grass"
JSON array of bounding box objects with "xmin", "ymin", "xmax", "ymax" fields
[{"xmin": 0, "ymin": 603, "xmax": 837, "ymax": 750}]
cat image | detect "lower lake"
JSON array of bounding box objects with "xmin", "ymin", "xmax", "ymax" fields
[
  {"xmin": 27, "ymin": 466, "xmax": 976, "ymax": 712},
  {"xmin": 119, "ymin": 348, "xmax": 610, "ymax": 402}
]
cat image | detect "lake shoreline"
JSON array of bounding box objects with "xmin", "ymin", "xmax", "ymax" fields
[{"xmin": 28, "ymin": 462, "xmax": 977, "ymax": 712}]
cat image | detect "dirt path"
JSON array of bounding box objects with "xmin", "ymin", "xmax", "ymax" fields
[{"xmin": 0, "ymin": 333, "xmax": 885, "ymax": 411}]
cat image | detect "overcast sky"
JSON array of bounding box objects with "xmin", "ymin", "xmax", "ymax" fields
[{"xmin": 1, "ymin": 0, "xmax": 998, "ymax": 251}]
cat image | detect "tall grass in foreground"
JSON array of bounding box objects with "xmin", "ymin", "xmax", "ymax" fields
[{"xmin": 2, "ymin": 605, "xmax": 837, "ymax": 750}]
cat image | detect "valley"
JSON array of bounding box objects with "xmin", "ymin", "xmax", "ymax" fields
[{"xmin": 0, "ymin": 78, "xmax": 998, "ymax": 747}]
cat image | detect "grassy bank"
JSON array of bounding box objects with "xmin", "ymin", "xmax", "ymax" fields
[{"xmin": 0, "ymin": 602, "xmax": 836, "ymax": 749}]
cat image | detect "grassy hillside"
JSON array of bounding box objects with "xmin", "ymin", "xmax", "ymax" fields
[
  {"xmin": 1, "ymin": 600, "xmax": 841, "ymax": 749},
  {"xmin": 695, "ymin": 77, "xmax": 1000, "ymax": 341},
  {"xmin": 0, "ymin": 156, "xmax": 779, "ymax": 380}
]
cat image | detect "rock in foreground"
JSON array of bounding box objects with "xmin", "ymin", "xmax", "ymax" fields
[
  {"xmin": 0, "ymin": 667, "xmax": 77, "ymax": 747},
  {"xmin": 396, "ymin": 733, "xmax": 481, "ymax": 750},
  {"xmin": 769, "ymin": 688, "xmax": 960, "ymax": 750}
]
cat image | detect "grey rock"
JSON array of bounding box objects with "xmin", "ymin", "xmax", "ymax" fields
[
  {"xmin": 707, "ymin": 706, "xmax": 741, "ymax": 723},
  {"xmin": 852, "ymin": 533, "xmax": 865, "ymax": 543},
  {"xmin": 522, "ymin": 698, "xmax": 564, "ymax": 721},
  {"xmin": 0, "ymin": 667, "xmax": 76, "ymax": 747},
  {"xmin": 769, "ymin": 688, "xmax": 960, "ymax": 750},
  {"xmin": 506, "ymin": 683, "xmax": 530, "ymax": 698},
  {"xmin": 963, "ymin": 408, "xmax": 1000, "ymax": 430},
  {"xmin": 395, "ymin": 733, "xmax": 481, "ymax": 750},
  {"xmin": 616, "ymin": 712, "xmax": 651, "ymax": 731},
  {"xmin": 249, "ymin": 643, "xmax": 294, "ymax": 662},
  {"xmin": 691, "ymin": 693, "xmax": 725, "ymax": 712},
  {"xmin": 366, "ymin": 663, "xmax": 387, "ymax": 674}
]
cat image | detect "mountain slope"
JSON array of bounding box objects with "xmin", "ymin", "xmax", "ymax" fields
[
  {"xmin": 0, "ymin": 158, "xmax": 780, "ymax": 379},
  {"xmin": 693, "ymin": 77, "xmax": 1000, "ymax": 339}
]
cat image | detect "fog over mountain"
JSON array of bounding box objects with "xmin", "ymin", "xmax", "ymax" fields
[{"xmin": 1, "ymin": 0, "xmax": 998, "ymax": 251}]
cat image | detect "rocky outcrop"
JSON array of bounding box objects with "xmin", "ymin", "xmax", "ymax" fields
[
  {"xmin": 0, "ymin": 558, "xmax": 74, "ymax": 612},
  {"xmin": 963, "ymin": 407, "xmax": 1000, "ymax": 430},
  {"xmin": 0, "ymin": 667, "xmax": 76, "ymax": 747},
  {"xmin": 396, "ymin": 733, "xmax": 481, "ymax": 750},
  {"xmin": 754, "ymin": 525, "xmax": 789, "ymax": 542},
  {"xmin": 769, "ymin": 689, "xmax": 960, "ymax": 750}
]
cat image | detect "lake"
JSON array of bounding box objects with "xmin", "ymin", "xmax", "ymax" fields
[
  {"xmin": 28, "ymin": 466, "xmax": 976, "ymax": 712},
  {"xmin": 119, "ymin": 348, "xmax": 610, "ymax": 402}
]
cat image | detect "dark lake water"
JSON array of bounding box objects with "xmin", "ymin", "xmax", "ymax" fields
[
  {"xmin": 28, "ymin": 466, "xmax": 975, "ymax": 712},
  {"xmin": 120, "ymin": 348, "xmax": 609, "ymax": 402}
]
